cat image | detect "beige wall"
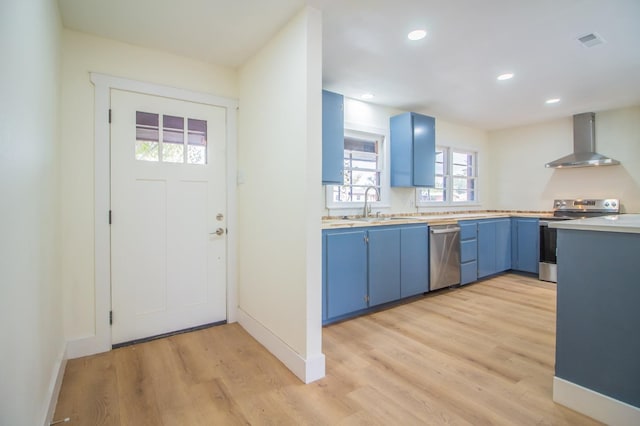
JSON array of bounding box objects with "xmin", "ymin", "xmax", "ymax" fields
[
  {"xmin": 59, "ymin": 29, "xmax": 238, "ymax": 341},
  {"xmin": 237, "ymin": 7, "xmax": 324, "ymax": 380},
  {"xmin": 323, "ymin": 98, "xmax": 490, "ymax": 216},
  {"xmin": 488, "ymin": 105, "xmax": 640, "ymax": 213},
  {"xmin": 0, "ymin": 0, "xmax": 64, "ymax": 424}
]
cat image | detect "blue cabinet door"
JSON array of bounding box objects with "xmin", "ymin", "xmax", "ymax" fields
[
  {"xmin": 478, "ymin": 219, "xmax": 511, "ymax": 277},
  {"xmin": 495, "ymin": 218, "xmax": 512, "ymax": 272},
  {"xmin": 400, "ymin": 225, "xmax": 429, "ymax": 297},
  {"xmin": 324, "ymin": 230, "xmax": 368, "ymax": 319},
  {"xmin": 412, "ymin": 113, "xmax": 436, "ymax": 187},
  {"xmin": 368, "ymin": 227, "xmax": 401, "ymax": 306},
  {"xmin": 322, "ymin": 90, "xmax": 344, "ymax": 185},
  {"xmin": 511, "ymin": 218, "xmax": 539, "ymax": 273},
  {"xmin": 390, "ymin": 112, "xmax": 435, "ymax": 187},
  {"xmin": 477, "ymin": 221, "xmax": 496, "ymax": 278}
]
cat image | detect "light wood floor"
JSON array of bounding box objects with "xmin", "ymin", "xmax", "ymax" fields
[{"xmin": 54, "ymin": 274, "xmax": 601, "ymax": 425}]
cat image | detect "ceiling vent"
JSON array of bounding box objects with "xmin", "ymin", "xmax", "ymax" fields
[{"xmin": 578, "ymin": 33, "xmax": 605, "ymax": 48}]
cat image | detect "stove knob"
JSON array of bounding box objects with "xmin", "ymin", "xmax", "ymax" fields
[
  {"xmin": 612, "ymin": 201, "xmax": 617, "ymax": 208},
  {"xmin": 604, "ymin": 201, "xmax": 610, "ymax": 207}
]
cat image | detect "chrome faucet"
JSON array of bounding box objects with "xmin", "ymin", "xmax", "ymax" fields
[{"xmin": 363, "ymin": 186, "xmax": 380, "ymax": 218}]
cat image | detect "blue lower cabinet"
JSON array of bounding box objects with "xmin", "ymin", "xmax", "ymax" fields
[
  {"xmin": 478, "ymin": 218, "xmax": 511, "ymax": 278},
  {"xmin": 495, "ymin": 218, "xmax": 512, "ymax": 272},
  {"xmin": 460, "ymin": 239, "xmax": 477, "ymax": 263},
  {"xmin": 556, "ymin": 229, "xmax": 640, "ymax": 408},
  {"xmin": 461, "ymin": 261, "xmax": 478, "ymax": 285},
  {"xmin": 400, "ymin": 225, "xmax": 429, "ymax": 297},
  {"xmin": 323, "ymin": 224, "xmax": 429, "ymax": 324},
  {"xmin": 368, "ymin": 228, "xmax": 401, "ymax": 306},
  {"xmin": 324, "ymin": 230, "xmax": 368, "ymax": 320},
  {"xmin": 511, "ymin": 218, "xmax": 539, "ymax": 274},
  {"xmin": 459, "ymin": 221, "xmax": 478, "ymax": 285},
  {"xmin": 477, "ymin": 221, "xmax": 497, "ymax": 278}
]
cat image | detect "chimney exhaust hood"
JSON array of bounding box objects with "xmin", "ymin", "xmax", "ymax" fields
[{"xmin": 545, "ymin": 112, "xmax": 620, "ymax": 168}]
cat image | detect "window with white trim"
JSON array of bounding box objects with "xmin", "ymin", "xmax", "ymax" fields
[
  {"xmin": 417, "ymin": 146, "xmax": 478, "ymax": 205},
  {"xmin": 329, "ymin": 130, "xmax": 384, "ymax": 204}
]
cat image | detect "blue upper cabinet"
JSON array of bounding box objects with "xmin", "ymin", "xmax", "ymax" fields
[
  {"xmin": 322, "ymin": 90, "xmax": 344, "ymax": 185},
  {"xmin": 390, "ymin": 112, "xmax": 436, "ymax": 187}
]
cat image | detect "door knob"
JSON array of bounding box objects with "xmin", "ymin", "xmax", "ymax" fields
[{"xmin": 210, "ymin": 228, "xmax": 225, "ymax": 236}]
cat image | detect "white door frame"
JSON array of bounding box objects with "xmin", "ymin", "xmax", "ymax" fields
[{"xmin": 67, "ymin": 73, "xmax": 238, "ymax": 358}]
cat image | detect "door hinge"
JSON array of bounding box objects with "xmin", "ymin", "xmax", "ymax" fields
[
  {"xmin": 109, "ymin": 210, "xmax": 112, "ymax": 225},
  {"xmin": 109, "ymin": 310, "xmax": 113, "ymax": 325},
  {"xmin": 108, "ymin": 109, "xmax": 112, "ymax": 123},
  {"xmin": 364, "ymin": 235, "xmax": 369, "ymax": 244}
]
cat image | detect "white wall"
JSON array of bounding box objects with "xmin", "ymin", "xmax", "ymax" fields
[
  {"xmin": 488, "ymin": 106, "xmax": 640, "ymax": 213},
  {"xmin": 323, "ymin": 98, "xmax": 490, "ymax": 216},
  {"xmin": 59, "ymin": 30, "xmax": 237, "ymax": 341},
  {"xmin": 237, "ymin": 7, "xmax": 324, "ymax": 382},
  {"xmin": 0, "ymin": 0, "xmax": 65, "ymax": 424}
]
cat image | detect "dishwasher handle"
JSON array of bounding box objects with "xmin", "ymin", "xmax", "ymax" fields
[{"xmin": 430, "ymin": 226, "xmax": 461, "ymax": 235}]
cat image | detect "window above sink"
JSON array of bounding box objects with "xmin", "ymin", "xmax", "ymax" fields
[{"xmin": 325, "ymin": 122, "xmax": 390, "ymax": 211}]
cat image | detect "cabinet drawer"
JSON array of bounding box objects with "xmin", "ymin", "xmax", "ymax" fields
[
  {"xmin": 459, "ymin": 222, "xmax": 477, "ymax": 240},
  {"xmin": 461, "ymin": 239, "xmax": 477, "ymax": 263},
  {"xmin": 461, "ymin": 261, "xmax": 478, "ymax": 285}
]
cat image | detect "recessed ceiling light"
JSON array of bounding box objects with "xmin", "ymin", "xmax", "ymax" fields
[
  {"xmin": 361, "ymin": 93, "xmax": 374, "ymax": 100},
  {"xmin": 545, "ymin": 98, "xmax": 561, "ymax": 104},
  {"xmin": 407, "ymin": 30, "xmax": 427, "ymax": 41},
  {"xmin": 497, "ymin": 73, "xmax": 514, "ymax": 81}
]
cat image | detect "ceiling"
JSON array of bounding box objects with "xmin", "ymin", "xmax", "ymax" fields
[{"xmin": 58, "ymin": 0, "xmax": 640, "ymax": 130}]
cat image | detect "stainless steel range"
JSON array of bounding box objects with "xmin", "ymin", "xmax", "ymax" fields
[{"xmin": 539, "ymin": 198, "xmax": 620, "ymax": 282}]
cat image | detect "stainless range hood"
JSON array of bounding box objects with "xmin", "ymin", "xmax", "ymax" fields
[{"xmin": 545, "ymin": 112, "xmax": 620, "ymax": 168}]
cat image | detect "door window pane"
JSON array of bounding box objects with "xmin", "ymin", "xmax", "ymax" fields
[
  {"xmin": 135, "ymin": 112, "xmax": 159, "ymax": 162},
  {"xmin": 187, "ymin": 118, "xmax": 207, "ymax": 165},
  {"xmin": 135, "ymin": 111, "xmax": 209, "ymax": 166},
  {"xmin": 162, "ymin": 115, "xmax": 184, "ymax": 163}
]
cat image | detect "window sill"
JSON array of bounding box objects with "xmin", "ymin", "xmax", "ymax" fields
[
  {"xmin": 326, "ymin": 204, "xmax": 391, "ymax": 216},
  {"xmin": 417, "ymin": 202, "xmax": 481, "ymax": 209}
]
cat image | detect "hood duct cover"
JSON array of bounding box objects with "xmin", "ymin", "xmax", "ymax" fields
[{"xmin": 545, "ymin": 112, "xmax": 620, "ymax": 168}]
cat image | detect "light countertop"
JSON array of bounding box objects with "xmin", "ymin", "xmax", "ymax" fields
[
  {"xmin": 549, "ymin": 214, "xmax": 640, "ymax": 234},
  {"xmin": 322, "ymin": 212, "xmax": 552, "ymax": 229}
]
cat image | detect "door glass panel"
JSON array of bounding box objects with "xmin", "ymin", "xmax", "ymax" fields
[
  {"xmin": 135, "ymin": 112, "xmax": 159, "ymax": 161},
  {"xmin": 187, "ymin": 118, "xmax": 207, "ymax": 165},
  {"xmin": 162, "ymin": 115, "xmax": 185, "ymax": 163}
]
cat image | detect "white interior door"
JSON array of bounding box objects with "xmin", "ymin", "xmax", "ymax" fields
[{"xmin": 110, "ymin": 89, "xmax": 227, "ymax": 345}]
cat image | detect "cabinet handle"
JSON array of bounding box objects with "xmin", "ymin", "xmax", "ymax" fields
[{"xmin": 430, "ymin": 227, "xmax": 461, "ymax": 234}]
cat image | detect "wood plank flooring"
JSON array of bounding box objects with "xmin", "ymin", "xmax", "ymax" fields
[{"xmin": 54, "ymin": 274, "xmax": 601, "ymax": 425}]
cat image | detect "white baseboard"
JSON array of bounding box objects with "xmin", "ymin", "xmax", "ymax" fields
[
  {"xmin": 43, "ymin": 343, "xmax": 68, "ymax": 426},
  {"xmin": 237, "ymin": 308, "xmax": 325, "ymax": 384},
  {"xmin": 66, "ymin": 334, "xmax": 111, "ymax": 359},
  {"xmin": 553, "ymin": 376, "xmax": 640, "ymax": 425}
]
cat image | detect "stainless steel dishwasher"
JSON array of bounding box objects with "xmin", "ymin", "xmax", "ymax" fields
[{"xmin": 430, "ymin": 224, "xmax": 461, "ymax": 290}]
